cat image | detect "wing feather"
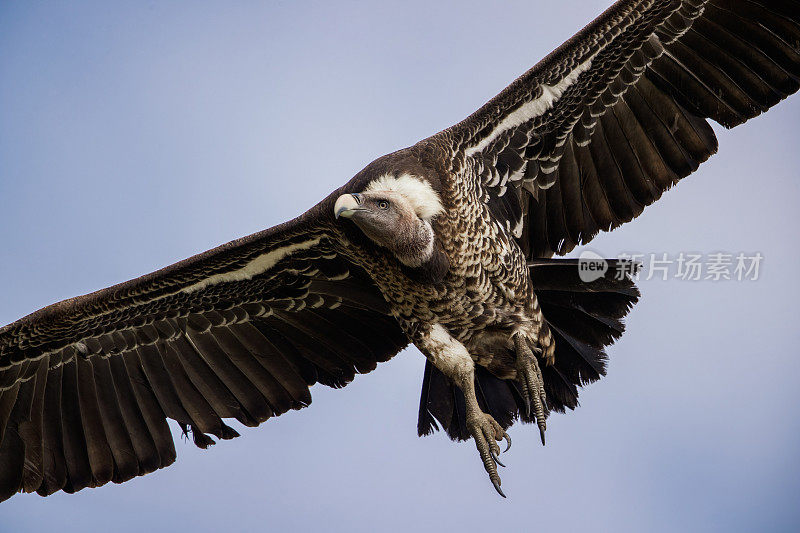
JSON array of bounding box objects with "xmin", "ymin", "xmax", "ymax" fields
[
  {"xmin": 0, "ymin": 381, "xmax": 26, "ymax": 500},
  {"xmin": 223, "ymin": 323, "xmax": 312, "ymax": 406},
  {"xmin": 107, "ymin": 355, "xmax": 161, "ymax": 475},
  {"xmin": 120, "ymin": 351, "xmax": 177, "ymax": 470},
  {"xmin": 91, "ymin": 356, "xmax": 140, "ymax": 484},
  {"xmin": 20, "ymin": 360, "xmax": 47, "ymax": 492},
  {"xmin": 59, "ymin": 359, "xmax": 94, "ymax": 493},
  {"xmin": 38, "ymin": 364, "xmax": 67, "ymax": 496},
  {"xmin": 75, "ymin": 356, "xmax": 114, "ymax": 487}
]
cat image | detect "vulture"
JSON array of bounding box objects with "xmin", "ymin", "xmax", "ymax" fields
[{"xmin": 1, "ymin": 0, "xmax": 799, "ymax": 501}]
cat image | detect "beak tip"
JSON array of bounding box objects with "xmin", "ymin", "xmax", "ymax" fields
[{"xmin": 334, "ymin": 194, "xmax": 361, "ymax": 220}]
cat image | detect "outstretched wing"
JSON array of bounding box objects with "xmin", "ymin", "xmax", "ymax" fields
[
  {"xmin": 432, "ymin": 0, "xmax": 800, "ymax": 257},
  {"xmin": 0, "ymin": 201, "xmax": 408, "ymax": 501}
]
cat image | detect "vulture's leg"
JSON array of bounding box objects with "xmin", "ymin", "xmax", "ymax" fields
[
  {"xmin": 513, "ymin": 333, "xmax": 548, "ymax": 445},
  {"xmin": 418, "ymin": 324, "xmax": 511, "ymax": 498}
]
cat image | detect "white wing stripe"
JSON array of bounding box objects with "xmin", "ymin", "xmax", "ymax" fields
[
  {"xmin": 182, "ymin": 238, "xmax": 322, "ymax": 293},
  {"xmin": 464, "ymin": 57, "xmax": 595, "ymax": 158}
]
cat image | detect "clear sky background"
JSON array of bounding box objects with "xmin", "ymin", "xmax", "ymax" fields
[{"xmin": 2, "ymin": 1, "xmax": 799, "ymax": 531}]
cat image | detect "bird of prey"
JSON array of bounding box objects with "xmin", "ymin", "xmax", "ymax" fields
[{"xmin": 1, "ymin": 0, "xmax": 798, "ymax": 501}]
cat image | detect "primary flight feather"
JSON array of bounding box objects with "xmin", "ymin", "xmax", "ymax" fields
[{"xmin": 1, "ymin": 0, "xmax": 798, "ymax": 500}]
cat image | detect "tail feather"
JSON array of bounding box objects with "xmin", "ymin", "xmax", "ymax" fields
[{"xmin": 417, "ymin": 258, "xmax": 639, "ymax": 440}]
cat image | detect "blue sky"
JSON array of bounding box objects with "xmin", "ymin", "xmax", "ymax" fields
[{"xmin": 2, "ymin": 1, "xmax": 799, "ymax": 531}]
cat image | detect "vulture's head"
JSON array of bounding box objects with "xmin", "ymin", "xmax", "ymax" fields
[{"xmin": 334, "ymin": 174, "xmax": 448, "ymax": 279}]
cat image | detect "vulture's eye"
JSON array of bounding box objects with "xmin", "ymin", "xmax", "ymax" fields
[{"xmin": 378, "ymin": 200, "xmax": 390, "ymax": 210}]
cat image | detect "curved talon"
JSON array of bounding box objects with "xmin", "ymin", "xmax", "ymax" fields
[
  {"xmin": 467, "ymin": 412, "xmax": 509, "ymax": 499},
  {"xmin": 490, "ymin": 449, "xmax": 505, "ymax": 467},
  {"xmin": 514, "ymin": 333, "xmax": 549, "ymax": 445},
  {"xmin": 502, "ymin": 432, "xmax": 512, "ymax": 453},
  {"xmin": 492, "ymin": 479, "xmax": 506, "ymax": 498}
]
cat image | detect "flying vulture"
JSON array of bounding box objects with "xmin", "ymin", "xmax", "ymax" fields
[{"xmin": 1, "ymin": 0, "xmax": 799, "ymax": 501}]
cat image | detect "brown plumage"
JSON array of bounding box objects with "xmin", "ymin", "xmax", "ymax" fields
[{"xmin": 1, "ymin": 0, "xmax": 799, "ymax": 501}]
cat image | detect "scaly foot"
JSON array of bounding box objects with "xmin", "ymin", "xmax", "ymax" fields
[
  {"xmin": 466, "ymin": 408, "xmax": 511, "ymax": 497},
  {"xmin": 514, "ymin": 333, "xmax": 548, "ymax": 445}
]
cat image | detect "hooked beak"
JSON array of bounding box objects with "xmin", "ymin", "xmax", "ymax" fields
[{"xmin": 334, "ymin": 193, "xmax": 364, "ymax": 219}]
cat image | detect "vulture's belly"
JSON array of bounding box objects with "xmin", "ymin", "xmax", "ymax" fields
[{"xmin": 369, "ymin": 212, "xmax": 544, "ymax": 376}]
